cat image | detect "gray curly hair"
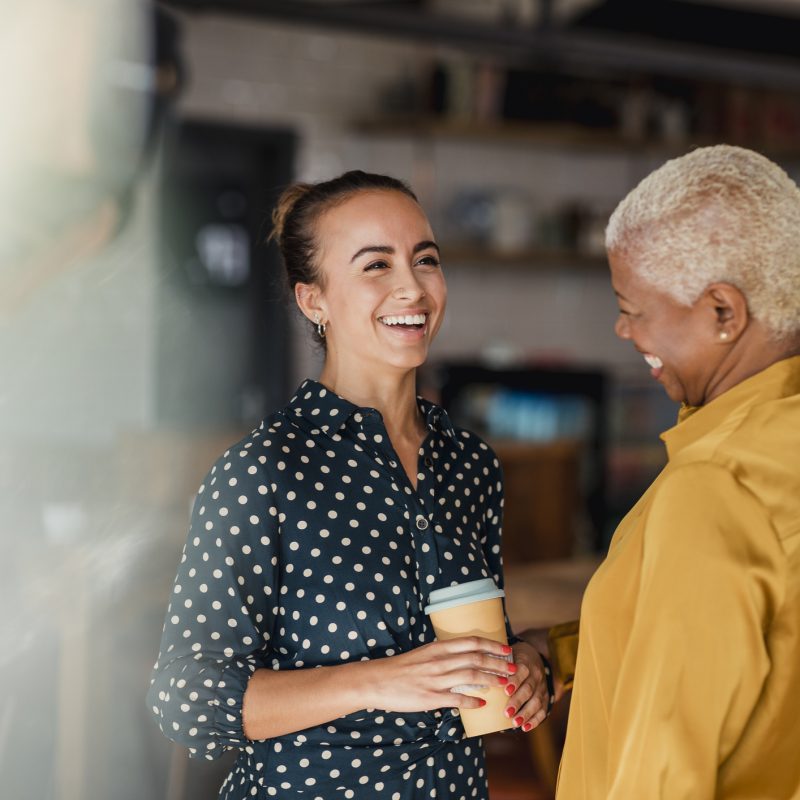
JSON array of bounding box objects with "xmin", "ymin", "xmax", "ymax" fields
[{"xmin": 606, "ymin": 145, "xmax": 800, "ymax": 339}]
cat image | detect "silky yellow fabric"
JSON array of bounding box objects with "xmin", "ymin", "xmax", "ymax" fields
[{"xmin": 557, "ymin": 356, "xmax": 800, "ymax": 800}]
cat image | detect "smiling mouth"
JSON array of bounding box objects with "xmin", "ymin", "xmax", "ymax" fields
[
  {"xmin": 378, "ymin": 313, "xmax": 428, "ymax": 330},
  {"xmin": 643, "ymin": 354, "xmax": 663, "ymax": 370}
]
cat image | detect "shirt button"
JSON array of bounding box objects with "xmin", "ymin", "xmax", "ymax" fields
[
  {"xmin": 415, "ymin": 515, "xmax": 429, "ymax": 531},
  {"xmin": 424, "ymin": 457, "xmax": 433, "ymax": 468}
]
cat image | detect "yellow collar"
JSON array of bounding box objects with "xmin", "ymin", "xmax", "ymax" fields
[{"xmin": 660, "ymin": 356, "xmax": 800, "ymax": 460}]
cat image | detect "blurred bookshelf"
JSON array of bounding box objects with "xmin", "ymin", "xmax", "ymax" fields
[
  {"xmin": 355, "ymin": 116, "xmax": 800, "ymax": 161},
  {"xmin": 438, "ymin": 243, "xmax": 608, "ymax": 270},
  {"xmin": 439, "ymin": 363, "xmax": 608, "ymax": 560},
  {"xmin": 355, "ymin": 117, "xmax": 714, "ymax": 156}
]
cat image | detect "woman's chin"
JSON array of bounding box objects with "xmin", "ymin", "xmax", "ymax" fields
[
  {"xmin": 392, "ymin": 354, "xmax": 429, "ymax": 371},
  {"xmin": 662, "ymin": 381, "xmax": 688, "ymax": 405},
  {"xmin": 380, "ymin": 346, "xmax": 430, "ymax": 372}
]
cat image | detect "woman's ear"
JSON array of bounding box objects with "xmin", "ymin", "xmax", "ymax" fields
[
  {"xmin": 704, "ymin": 282, "xmax": 749, "ymax": 343},
  {"xmin": 295, "ymin": 282, "xmax": 326, "ymax": 325}
]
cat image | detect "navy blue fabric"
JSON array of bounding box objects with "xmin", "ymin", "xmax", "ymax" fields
[{"xmin": 147, "ymin": 379, "xmax": 510, "ymax": 799}]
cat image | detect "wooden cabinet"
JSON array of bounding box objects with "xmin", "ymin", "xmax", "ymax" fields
[{"xmin": 492, "ymin": 439, "xmax": 584, "ymax": 564}]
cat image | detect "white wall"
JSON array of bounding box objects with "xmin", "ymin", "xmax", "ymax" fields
[{"xmin": 175, "ymin": 13, "xmax": 660, "ymax": 384}]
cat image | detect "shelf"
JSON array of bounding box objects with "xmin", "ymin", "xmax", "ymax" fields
[
  {"xmin": 440, "ymin": 243, "xmax": 608, "ymax": 270},
  {"xmin": 355, "ymin": 117, "xmax": 704, "ymax": 155},
  {"xmin": 355, "ymin": 117, "xmax": 800, "ymax": 160}
]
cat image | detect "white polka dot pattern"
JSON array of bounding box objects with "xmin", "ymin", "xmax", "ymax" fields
[{"xmin": 147, "ymin": 380, "xmax": 509, "ymax": 799}]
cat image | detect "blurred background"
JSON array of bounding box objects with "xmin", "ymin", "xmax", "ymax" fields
[{"xmin": 2, "ymin": 1, "xmax": 800, "ymax": 798}]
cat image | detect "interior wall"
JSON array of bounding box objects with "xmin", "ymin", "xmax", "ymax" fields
[{"xmin": 175, "ymin": 13, "xmax": 655, "ymax": 386}]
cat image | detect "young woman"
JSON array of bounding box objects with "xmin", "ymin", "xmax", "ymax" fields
[{"xmin": 147, "ymin": 171, "xmax": 551, "ymax": 800}]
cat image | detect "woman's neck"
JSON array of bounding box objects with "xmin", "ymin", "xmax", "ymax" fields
[
  {"xmin": 318, "ymin": 362, "xmax": 424, "ymax": 439},
  {"xmin": 704, "ymin": 326, "xmax": 800, "ymax": 405}
]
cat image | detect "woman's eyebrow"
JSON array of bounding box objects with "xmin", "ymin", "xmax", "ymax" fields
[
  {"xmin": 350, "ymin": 241, "xmax": 440, "ymax": 262},
  {"xmin": 350, "ymin": 245, "xmax": 393, "ymax": 263},
  {"xmin": 414, "ymin": 240, "xmax": 440, "ymax": 255}
]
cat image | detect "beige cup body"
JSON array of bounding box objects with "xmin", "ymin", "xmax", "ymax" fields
[{"xmin": 428, "ymin": 597, "xmax": 513, "ymax": 737}]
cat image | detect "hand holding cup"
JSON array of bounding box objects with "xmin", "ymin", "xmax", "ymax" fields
[
  {"xmin": 360, "ymin": 636, "xmax": 515, "ymax": 715},
  {"xmin": 424, "ymin": 578, "xmax": 516, "ymax": 737}
]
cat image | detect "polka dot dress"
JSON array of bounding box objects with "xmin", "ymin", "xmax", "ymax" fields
[{"xmin": 147, "ymin": 379, "xmax": 511, "ymax": 799}]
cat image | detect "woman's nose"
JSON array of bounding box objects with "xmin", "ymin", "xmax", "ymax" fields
[
  {"xmin": 392, "ymin": 267, "xmax": 425, "ymax": 300},
  {"xmin": 614, "ymin": 314, "xmax": 631, "ymax": 339}
]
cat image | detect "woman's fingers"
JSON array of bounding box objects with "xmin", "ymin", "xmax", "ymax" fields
[
  {"xmin": 503, "ymin": 641, "xmax": 552, "ymax": 732},
  {"xmin": 364, "ymin": 637, "xmax": 520, "ymax": 714},
  {"xmin": 434, "ymin": 636, "xmax": 513, "ymax": 659},
  {"xmin": 512, "ymin": 694, "xmax": 548, "ymax": 731},
  {"xmin": 447, "ymin": 649, "xmax": 516, "ymax": 676},
  {"xmin": 447, "ymin": 691, "xmax": 490, "ymax": 710},
  {"xmin": 436, "ymin": 666, "xmax": 512, "ymax": 692},
  {"xmin": 413, "ymin": 644, "xmax": 515, "ymax": 680},
  {"xmin": 504, "ymin": 678, "xmax": 535, "ymax": 722}
]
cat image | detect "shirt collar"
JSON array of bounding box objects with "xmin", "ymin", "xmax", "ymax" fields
[
  {"xmin": 287, "ymin": 379, "xmax": 461, "ymax": 444},
  {"xmin": 660, "ymin": 355, "xmax": 800, "ymax": 460},
  {"xmin": 416, "ymin": 395, "xmax": 460, "ymax": 443}
]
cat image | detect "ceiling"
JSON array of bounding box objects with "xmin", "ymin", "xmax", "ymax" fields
[
  {"xmin": 568, "ymin": 0, "xmax": 800, "ymax": 60},
  {"xmin": 161, "ymin": 0, "xmax": 800, "ymax": 87}
]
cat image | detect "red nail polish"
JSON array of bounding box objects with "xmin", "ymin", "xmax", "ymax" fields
[
  {"xmin": 477, "ymin": 698, "xmax": 487, "ymax": 707},
  {"xmin": 497, "ymin": 676, "xmax": 508, "ymax": 685},
  {"xmin": 505, "ymin": 684, "xmax": 516, "ymax": 696},
  {"xmin": 507, "ymin": 663, "xmax": 518, "ymax": 674},
  {"xmin": 522, "ymin": 722, "xmax": 532, "ymax": 732},
  {"xmin": 502, "ymin": 644, "xmax": 513, "ymax": 655},
  {"xmin": 505, "ymin": 706, "xmax": 516, "ymax": 718},
  {"xmin": 514, "ymin": 716, "xmax": 524, "ymax": 727}
]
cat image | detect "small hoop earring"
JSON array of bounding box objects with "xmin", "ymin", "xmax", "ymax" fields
[
  {"xmin": 719, "ymin": 330, "xmax": 729, "ymax": 341},
  {"xmin": 314, "ymin": 314, "xmax": 326, "ymax": 339}
]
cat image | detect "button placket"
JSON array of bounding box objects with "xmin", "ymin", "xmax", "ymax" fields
[{"xmin": 360, "ymin": 412, "xmax": 441, "ymax": 591}]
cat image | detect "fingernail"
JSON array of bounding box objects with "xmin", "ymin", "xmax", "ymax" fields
[
  {"xmin": 513, "ymin": 716, "xmax": 524, "ymax": 727},
  {"xmin": 505, "ymin": 684, "xmax": 516, "ymax": 696},
  {"xmin": 497, "ymin": 676, "xmax": 508, "ymax": 685},
  {"xmin": 522, "ymin": 722, "xmax": 532, "ymax": 732},
  {"xmin": 507, "ymin": 663, "xmax": 518, "ymax": 674},
  {"xmin": 501, "ymin": 644, "xmax": 513, "ymax": 655},
  {"xmin": 477, "ymin": 699, "xmax": 487, "ymax": 707},
  {"xmin": 505, "ymin": 706, "xmax": 516, "ymax": 718}
]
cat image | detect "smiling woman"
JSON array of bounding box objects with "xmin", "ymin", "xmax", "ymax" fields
[
  {"xmin": 605, "ymin": 145, "xmax": 800, "ymax": 407},
  {"xmin": 146, "ymin": 170, "xmax": 552, "ymax": 800},
  {"xmin": 291, "ymin": 185, "xmax": 446, "ymax": 379},
  {"xmin": 553, "ymin": 146, "xmax": 800, "ymax": 800}
]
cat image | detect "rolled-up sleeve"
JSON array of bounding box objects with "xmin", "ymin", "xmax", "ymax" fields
[{"xmin": 146, "ymin": 444, "xmax": 280, "ymax": 759}]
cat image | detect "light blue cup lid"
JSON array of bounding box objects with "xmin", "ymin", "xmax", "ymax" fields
[{"xmin": 423, "ymin": 577, "xmax": 505, "ymax": 615}]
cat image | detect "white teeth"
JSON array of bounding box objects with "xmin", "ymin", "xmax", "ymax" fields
[
  {"xmin": 380, "ymin": 313, "xmax": 427, "ymax": 326},
  {"xmin": 644, "ymin": 354, "xmax": 663, "ymax": 369}
]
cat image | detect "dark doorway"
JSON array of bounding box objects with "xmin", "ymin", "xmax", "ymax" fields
[{"xmin": 157, "ymin": 119, "xmax": 296, "ymax": 430}]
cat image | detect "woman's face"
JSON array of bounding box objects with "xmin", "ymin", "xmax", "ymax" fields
[
  {"xmin": 609, "ymin": 248, "xmax": 726, "ymax": 406},
  {"xmin": 309, "ymin": 189, "xmax": 446, "ymax": 373}
]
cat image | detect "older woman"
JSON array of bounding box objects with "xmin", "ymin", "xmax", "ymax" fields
[{"xmin": 555, "ymin": 146, "xmax": 800, "ymax": 799}]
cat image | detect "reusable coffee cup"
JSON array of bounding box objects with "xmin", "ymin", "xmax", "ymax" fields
[{"xmin": 424, "ymin": 577, "xmax": 514, "ymax": 737}]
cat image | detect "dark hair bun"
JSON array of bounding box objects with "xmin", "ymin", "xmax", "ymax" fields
[{"xmin": 270, "ymin": 183, "xmax": 313, "ymax": 244}]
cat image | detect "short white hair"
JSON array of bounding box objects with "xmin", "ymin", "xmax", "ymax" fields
[{"xmin": 606, "ymin": 145, "xmax": 800, "ymax": 339}]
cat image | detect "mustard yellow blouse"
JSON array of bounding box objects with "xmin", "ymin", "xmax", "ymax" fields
[{"xmin": 557, "ymin": 356, "xmax": 800, "ymax": 800}]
